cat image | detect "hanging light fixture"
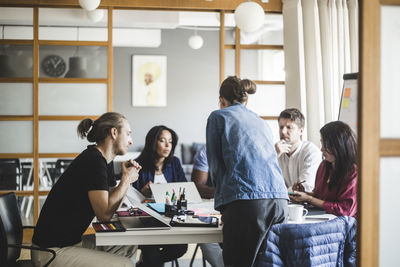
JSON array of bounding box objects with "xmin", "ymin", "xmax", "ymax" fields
[
  {"xmin": 188, "ymin": 29, "xmax": 204, "ymax": 50},
  {"xmin": 65, "ymin": 56, "xmax": 89, "ymax": 78},
  {"xmin": 234, "ymin": 1, "xmax": 265, "ymax": 33},
  {"xmin": 79, "ymin": 0, "xmax": 101, "ymax": 11},
  {"xmin": 65, "ymin": 29, "xmax": 89, "ymax": 78},
  {"xmin": 86, "ymin": 9, "xmax": 105, "ymax": 23}
]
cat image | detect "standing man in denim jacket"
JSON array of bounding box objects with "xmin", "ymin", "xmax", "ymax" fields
[{"xmin": 206, "ymin": 76, "xmax": 289, "ymax": 267}]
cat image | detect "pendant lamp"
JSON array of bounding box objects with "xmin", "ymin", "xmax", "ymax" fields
[{"xmin": 234, "ymin": 1, "xmax": 265, "ymax": 33}]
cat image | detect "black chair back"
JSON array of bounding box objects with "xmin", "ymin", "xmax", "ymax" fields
[
  {"xmin": 0, "ymin": 159, "xmax": 20, "ymax": 190},
  {"xmin": 0, "ymin": 193, "xmax": 24, "ymax": 266}
]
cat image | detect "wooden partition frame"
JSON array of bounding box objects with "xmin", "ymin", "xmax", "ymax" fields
[
  {"xmin": 358, "ymin": 0, "xmax": 400, "ymax": 266},
  {"xmin": 0, "ymin": 6, "xmax": 114, "ymax": 224}
]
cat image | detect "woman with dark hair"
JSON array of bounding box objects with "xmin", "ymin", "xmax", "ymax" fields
[
  {"xmin": 206, "ymin": 76, "xmax": 289, "ymax": 267},
  {"xmin": 133, "ymin": 125, "xmax": 187, "ymax": 267},
  {"xmin": 133, "ymin": 125, "xmax": 186, "ymax": 197},
  {"xmin": 291, "ymin": 121, "xmax": 358, "ymax": 217}
]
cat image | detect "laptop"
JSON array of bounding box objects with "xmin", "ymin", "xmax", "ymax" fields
[
  {"xmin": 119, "ymin": 189, "xmax": 171, "ymax": 231},
  {"xmin": 150, "ymin": 182, "xmax": 203, "ymax": 204}
]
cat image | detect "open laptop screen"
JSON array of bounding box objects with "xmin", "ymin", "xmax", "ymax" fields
[{"xmin": 150, "ymin": 182, "xmax": 202, "ymax": 204}]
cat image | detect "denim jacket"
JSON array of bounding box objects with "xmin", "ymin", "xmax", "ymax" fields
[
  {"xmin": 133, "ymin": 156, "xmax": 187, "ymax": 191},
  {"xmin": 206, "ymin": 103, "xmax": 289, "ymax": 211}
]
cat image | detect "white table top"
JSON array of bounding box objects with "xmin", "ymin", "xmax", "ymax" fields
[{"xmin": 95, "ymin": 204, "xmax": 336, "ymax": 246}]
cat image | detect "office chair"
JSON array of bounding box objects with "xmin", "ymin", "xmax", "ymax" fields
[
  {"xmin": 0, "ymin": 193, "xmax": 56, "ymax": 267},
  {"xmin": 0, "ymin": 159, "xmax": 22, "ymax": 190}
]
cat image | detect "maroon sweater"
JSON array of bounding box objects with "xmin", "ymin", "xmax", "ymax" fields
[{"xmin": 313, "ymin": 161, "xmax": 357, "ymax": 217}]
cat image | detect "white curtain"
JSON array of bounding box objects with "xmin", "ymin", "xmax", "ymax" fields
[{"xmin": 282, "ymin": 0, "xmax": 358, "ymax": 145}]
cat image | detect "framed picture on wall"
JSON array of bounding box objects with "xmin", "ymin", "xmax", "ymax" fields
[{"xmin": 132, "ymin": 55, "xmax": 167, "ymax": 107}]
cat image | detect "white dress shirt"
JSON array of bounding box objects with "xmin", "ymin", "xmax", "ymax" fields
[{"xmin": 278, "ymin": 140, "xmax": 322, "ymax": 192}]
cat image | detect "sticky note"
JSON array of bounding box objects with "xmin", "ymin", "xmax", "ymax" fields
[
  {"xmin": 342, "ymin": 99, "xmax": 349, "ymax": 108},
  {"xmin": 344, "ymin": 88, "xmax": 351, "ymax": 98}
]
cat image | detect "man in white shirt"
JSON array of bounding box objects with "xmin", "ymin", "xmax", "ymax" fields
[{"xmin": 275, "ymin": 108, "xmax": 322, "ymax": 192}]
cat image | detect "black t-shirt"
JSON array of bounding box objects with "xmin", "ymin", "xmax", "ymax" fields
[{"xmin": 32, "ymin": 146, "xmax": 116, "ymax": 248}]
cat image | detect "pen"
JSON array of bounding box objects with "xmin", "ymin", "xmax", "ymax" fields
[{"xmin": 171, "ymin": 189, "xmax": 176, "ymax": 205}]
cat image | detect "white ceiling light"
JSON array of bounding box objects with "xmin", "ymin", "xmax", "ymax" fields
[
  {"xmin": 79, "ymin": 0, "xmax": 101, "ymax": 11},
  {"xmin": 86, "ymin": 9, "xmax": 104, "ymax": 23},
  {"xmin": 188, "ymin": 34, "xmax": 204, "ymax": 50},
  {"xmin": 234, "ymin": 1, "xmax": 265, "ymax": 33}
]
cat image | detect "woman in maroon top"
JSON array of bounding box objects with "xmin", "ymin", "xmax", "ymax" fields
[{"xmin": 290, "ymin": 121, "xmax": 357, "ymax": 217}]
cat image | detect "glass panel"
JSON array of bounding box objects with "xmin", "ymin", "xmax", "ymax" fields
[
  {"xmin": 258, "ymin": 50, "xmax": 285, "ymax": 81},
  {"xmin": 0, "ymin": 8, "xmax": 33, "ymax": 40},
  {"xmin": 247, "ymin": 84, "xmax": 285, "ymax": 116},
  {"xmin": 225, "ymin": 29, "xmax": 235, "ymax": 45},
  {"xmin": 113, "ymin": 10, "xmax": 178, "ymax": 28},
  {"xmin": 224, "ymin": 13, "xmax": 283, "ymax": 45},
  {"xmin": 39, "ymin": 158, "xmax": 56, "ymax": 190},
  {"xmin": 381, "ymin": 6, "xmax": 400, "ymax": 138},
  {"xmin": 258, "ymin": 14, "xmax": 283, "ymax": 46},
  {"xmin": 39, "ymin": 8, "xmax": 107, "ymax": 41},
  {"xmin": 265, "ymin": 119, "xmax": 280, "ymax": 143},
  {"xmin": 0, "ymin": 158, "xmax": 23, "ymax": 191},
  {"xmin": 240, "ymin": 49, "xmax": 258, "ymax": 80},
  {"xmin": 224, "ymin": 49, "xmax": 235, "ymax": 78},
  {"xmin": 39, "ymin": 83, "xmax": 107, "ymax": 115},
  {"xmin": 0, "ymin": 44, "xmax": 33, "ymax": 78},
  {"xmin": 20, "ymin": 158, "xmax": 33, "ymax": 191},
  {"xmin": 0, "ymin": 121, "xmax": 33, "ymax": 153},
  {"xmin": 18, "ymin": 195, "xmax": 34, "ymax": 226},
  {"xmin": 0, "ymin": 83, "xmax": 33, "ymax": 115},
  {"xmin": 39, "ymin": 121, "xmax": 91, "ymax": 153},
  {"xmin": 40, "ymin": 158, "xmax": 73, "ymax": 188},
  {"xmin": 39, "ymin": 46, "xmax": 107, "ymax": 78},
  {"xmin": 380, "ymin": 157, "xmax": 400, "ymax": 267}
]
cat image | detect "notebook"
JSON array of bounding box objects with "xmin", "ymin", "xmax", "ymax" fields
[{"xmin": 150, "ymin": 182, "xmax": 203, "ymax": 204}]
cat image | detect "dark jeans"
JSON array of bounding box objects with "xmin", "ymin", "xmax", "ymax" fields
[
  {"xmin": 221, "ymin": 198, "xmax": 288, "ymax": 267},
  {"xmin": 138, "ymin": 244, "xmax": 188, "ymax": 267}
]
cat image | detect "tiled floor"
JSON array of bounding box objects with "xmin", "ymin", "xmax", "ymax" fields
[{"xmin": 19, "ymin": 243, "xmax": 210, "ymax": 266}]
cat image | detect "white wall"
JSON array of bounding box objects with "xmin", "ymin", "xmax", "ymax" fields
[
  {"xmin": 113, "ymin": 29, "xmax": 219, "ymax": 150},
  {"xmin": 379, "ymin": 5, "xmax": 400, "ymax": 267}
]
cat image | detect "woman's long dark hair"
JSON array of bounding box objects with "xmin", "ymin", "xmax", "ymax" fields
[
  {"xmin": 320, "ymin": 121, "xmax": 357, "ymax": 190},
  {"xmin": 136, "ymin": 125, "xmax": 178, "ymax": 172}
]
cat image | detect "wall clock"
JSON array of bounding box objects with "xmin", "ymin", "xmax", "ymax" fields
[{"xmin": 41, "ymin": 55, "xmax": 66, "ymax": 77}]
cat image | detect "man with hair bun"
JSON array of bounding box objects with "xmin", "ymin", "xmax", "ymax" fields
[
  {"xmin": 32, "ymin": 112, "xmax": 141, "ymax": 267},
  {"xmin": 206, "ymin": 76, "xmax": 288, "ymax": 267},
  {"xmin": 275, "ymin": 108, "xmax": 321, "ymax": 192}
]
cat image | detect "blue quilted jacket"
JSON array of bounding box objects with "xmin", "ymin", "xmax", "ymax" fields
[{"xmin": 256, "ymin": 216, "xmax": 356, "ymax": 267}]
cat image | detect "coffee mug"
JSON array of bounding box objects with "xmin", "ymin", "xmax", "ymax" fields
[{"xmin": 288, "ymin": 204, "xmax": 308, "ymax": 222}]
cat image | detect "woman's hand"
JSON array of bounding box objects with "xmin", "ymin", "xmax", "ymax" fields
[
  {"xmin": 141, "ymin": 181, "xmax": 153, "ymax": 198},
  {"xmin": 292, "ymin": 181, "xmax": 305, "ymax": 192},
  {"xmin": 290, "ymin": 191, "xmax": 311, "ymax": 203},
  {"xmin": 121, "ymin": 160, "xmax": 141, "ymax": 184}
]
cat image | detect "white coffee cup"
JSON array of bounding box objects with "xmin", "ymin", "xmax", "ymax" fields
[{"xmin": 288, "ymin": 204, "xmax": 308, "ymax": 222}]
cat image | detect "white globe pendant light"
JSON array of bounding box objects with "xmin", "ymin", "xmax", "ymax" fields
[
  {"xmin": 234, "ymin": 1, "xmax": 265, "ymax": 33},
  {"xmin": 86, "ymin": 9, "xmax": 105, "ymax": 23},
  {"xmin": 79, "ymin": 0, "xmax": 101, "ymax": 11},
  {"xmin": 188, "ymin": 34, "xmax": 204, "ymax": 50}
]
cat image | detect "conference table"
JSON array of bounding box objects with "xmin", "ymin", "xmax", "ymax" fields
[{"xmin": 95, "ymin": 200, "xmax": 336, "ymax": 246}]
